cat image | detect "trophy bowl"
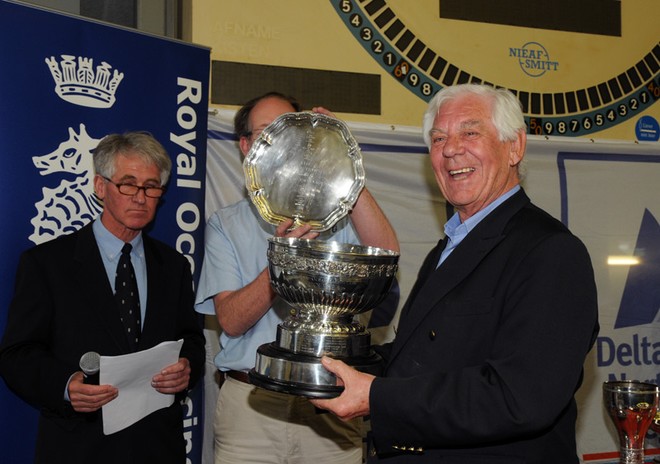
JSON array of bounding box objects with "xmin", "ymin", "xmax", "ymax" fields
[
  {"xmin": 603, "ymin": 380, "xmax": 659, "ymax": 464},
  {"xmin": 249, "ymin": 237, "xmax": 399, "ymax": 398}
]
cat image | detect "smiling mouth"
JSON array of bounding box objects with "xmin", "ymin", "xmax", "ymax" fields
[{"xmin": 449, "ymin": 167, "xmax": 475, "ymax": 176}]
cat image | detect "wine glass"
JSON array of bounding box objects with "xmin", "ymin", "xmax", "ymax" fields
[{"xmin": 603, "ymin": 380, "xmax": 659, "ymax": 464}]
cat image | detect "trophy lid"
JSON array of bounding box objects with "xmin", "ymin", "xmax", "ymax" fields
[{"xmin": 243, "ymin": 112, "xmax": 365, "ymax": 232}]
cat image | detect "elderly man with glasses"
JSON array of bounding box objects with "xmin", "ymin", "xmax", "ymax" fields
[{"xmin": 0, "ymin": 131, "xmax": 205, "ymax": 464}]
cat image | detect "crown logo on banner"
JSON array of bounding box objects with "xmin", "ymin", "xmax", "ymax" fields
[{"xmin": 45, "ymin": 55, "xmax": 124, "ymax": 108}]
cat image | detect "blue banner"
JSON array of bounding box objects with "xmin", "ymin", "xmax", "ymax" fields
[{"xmin": 0, "ymin": 1, "xmax": 209, "ymax": 462}]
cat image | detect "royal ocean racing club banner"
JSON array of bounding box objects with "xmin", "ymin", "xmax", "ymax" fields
[
  {"xmin": 206, "ymin": 109, "xmax": 660, "ymax": 463},
  {"xmin": 0, "ymin": 2, "xmax": 209, "ymax": 463}
]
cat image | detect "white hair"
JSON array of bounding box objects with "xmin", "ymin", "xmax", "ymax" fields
[{"xmin": 422, "ymin": 84, "xmax": 526, "ymax": 148}]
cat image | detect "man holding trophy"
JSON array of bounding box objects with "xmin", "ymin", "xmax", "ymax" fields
[
  {"xmin": 312, "ymin": 84, "xmax": 600, "ymax": 463},
  {"xmin": 195, "ymin": 92, "xmax": 399, "ymax": 464}
]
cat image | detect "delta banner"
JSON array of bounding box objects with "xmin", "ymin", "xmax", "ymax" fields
[
  {"xmin": 206, "ymin": 110, "xmax": 659, "ymax": 463},
  {"xmin": 0, "ymin": 2, "xmax": 209, "ymax": 463}
]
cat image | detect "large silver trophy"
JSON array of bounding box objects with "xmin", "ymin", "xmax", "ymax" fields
[
  {"xmin": 603, "ymin": 380, "xmax": 659, "ymax": 464},
  {"xmin": 251, "ymin": 237, "xmax": 398, "ymax": 397},
  {"xmin": 243, "ymin": 112, "xmax": 399, "ymax": 398}
]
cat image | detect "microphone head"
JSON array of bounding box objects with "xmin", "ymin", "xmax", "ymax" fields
[{"xmin": 79, "ymin": 351, "xmax": 100, "ymax": 376}]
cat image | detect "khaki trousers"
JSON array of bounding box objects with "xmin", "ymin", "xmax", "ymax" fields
[{"xmin": 214, "ymin": 376, "xmax": 363, "ymax": 464}]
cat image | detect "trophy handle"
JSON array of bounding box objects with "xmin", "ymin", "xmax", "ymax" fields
[{"xmin": 652, "ymin": 410, "xmax": 660, "ymax": 434}]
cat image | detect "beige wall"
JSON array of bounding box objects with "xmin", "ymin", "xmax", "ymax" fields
[{"xmin": 191, "ymin": 0, "xmax": 660, "ymax": 142}]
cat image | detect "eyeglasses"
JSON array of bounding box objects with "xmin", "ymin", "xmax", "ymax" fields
[{"xmin": 101, "ymin": 176, "xmax": 166, "ymax": 198}]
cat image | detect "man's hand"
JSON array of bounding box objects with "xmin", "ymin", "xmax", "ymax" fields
[
  {"xmin": 68, "ymin": 371, "xmax": 118, "ymax": 412},
  {"xmin": 151, "ymin": 357, "xmax": 191, "ymax": 394},
  {"xmin": 275, "ymin": 218, "xmax": 320, "ymax": 240},
  {"xmin": 311, "ymin": 106, "xmax": 336, "ymax": 118},
  {"xmin": 310, "ymin": 356, "xmax": 374, "ymax": 421}
]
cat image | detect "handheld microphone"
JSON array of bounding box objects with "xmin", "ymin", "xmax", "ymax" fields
[{"xmin": 79, "ymin": 351, "xmax": 100, "ymax": 385}]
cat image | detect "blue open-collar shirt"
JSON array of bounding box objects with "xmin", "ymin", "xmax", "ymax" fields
[{"xmin": 438, "ymin": 185, "xmax": 521, "ymax": 267}]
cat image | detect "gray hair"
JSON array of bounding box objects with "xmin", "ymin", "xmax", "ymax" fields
[
  {"xmin": 422, "ymin": 84, "xmax": 526, "ymax": 148},
  {"xmin": 93, "ymin": 131, "xmax": 172, "ymax": 185}
]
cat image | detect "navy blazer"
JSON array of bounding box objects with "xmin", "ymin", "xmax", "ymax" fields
[
  {"xmin": 368, "ymin": 189, "xmax": 599, "ymax": 463},
  {"xmin": 0, "ymin": 223, "xmax": 205, "ymax": 464}
]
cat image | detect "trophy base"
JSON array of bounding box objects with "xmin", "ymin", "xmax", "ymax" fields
[{"xmin": 249, "ymin": 342, "xmax": 382, "ymax": 399}]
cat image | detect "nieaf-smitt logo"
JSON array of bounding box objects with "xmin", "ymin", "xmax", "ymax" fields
[{"xmin": 509, "ymin": 42, "xmax": 559, "ymax": 78}]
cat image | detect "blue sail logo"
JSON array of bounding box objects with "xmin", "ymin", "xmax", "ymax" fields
[{"xmin": 615, "ymin": 209, "xmax": 660, "ymax": 329}]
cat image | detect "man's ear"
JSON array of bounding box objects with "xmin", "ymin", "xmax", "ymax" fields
[
  {"xmin": 239, "ymin": 135, "xmax": 251, "ymax": 157},
  {"xmin": 508, "ymin": 130, "xmax": 527, "ymax": 167},
  {"xmin": 93, "ymin": 174, "xmax": 106, "ymax": 200}
]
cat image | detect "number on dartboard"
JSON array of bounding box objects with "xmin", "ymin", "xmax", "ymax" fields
[
  {"xmin": 570, "ymin": 119, "xmax": 580, "ymax": 133},
  {"xmin": 544, "ymin": 121, "xmax": 554, "ymax": 135},
  {"xmin": 556, "ymin": 121, "xmax": 567, "ymax": 134},
  {"xmin": 595, "ymin": 114, "xmax": 604, "ymax": 126},
  {"xmin": 350, "ymin": 13, "xmax": 361, "ymax": 27},
  {"xmin": 383, "ymin": 52, "xmax": 397, "ymax": 67},
  {"xmin": 528, "ymin": 118, "xmax": 542, "ymax": 135},
  {"xmin": 360, "ymin": 27, "xmax": 372, "ymax": 41},
  {"xmin": 394, "ymin": 61, "xmax": 409, "ymax": 78},
  {"xmin": 408, "ymin": 73, "xmax": 419, "ymax": 87},
  {"xmin": 371, "ymin": 40, "xmax": 384, "ymax": 54},
  {"xmin": 421, "ymin": 82, "xmax": 433, "ymax": 96},
  {"xmin": 638, "ymin": 92, "xmax": 649, "ymax": 104},
  {"xmin": 340, "ymin": 0, "xmax": 352, "ymax": 14},
  {"xmin": 583, "ymin": 117, "xmax": 592, "ymax": 130}
]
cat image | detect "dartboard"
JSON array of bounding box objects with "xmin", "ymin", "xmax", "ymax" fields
[{"xmin": 332, "ymin": 0, "xmax": 660, "ymax": 137}]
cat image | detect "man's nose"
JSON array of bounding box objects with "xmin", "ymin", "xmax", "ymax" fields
[
  {"xmin": 443, "ymin": 136, "xmax": 464, "ymax": 157},
  {"xmin": 132, "ymin": 188, "xmax": 147, "ymax": 203}
]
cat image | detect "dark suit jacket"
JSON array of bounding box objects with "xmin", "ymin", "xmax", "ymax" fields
[
  {"xmin": 0, "ymin": 223, "xmax": 205, "ymax": 464},
  {"xmin": 368, "ymin": 189, "xmax": 599, "ymax": 463}
]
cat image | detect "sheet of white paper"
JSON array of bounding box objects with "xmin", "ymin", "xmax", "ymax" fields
[{"xmin": 99, "ymin": 339, "xmax": 183, "ymax": 435}]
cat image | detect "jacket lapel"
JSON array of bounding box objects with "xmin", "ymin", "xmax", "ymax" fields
[
  {"xmin": 139, "ymin": 235, "xmax": 164, "ymax": 349},
  {"xmin": 389, "ymin": 190, "xmax": 531, "ymax": 362},
  {"xmin": 397, "ymin": 236, "xmax": 446, "ymax": 323},
  {"xmin": 73, "ymin": 224, "xmax": 131, "ymax": 353}
]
